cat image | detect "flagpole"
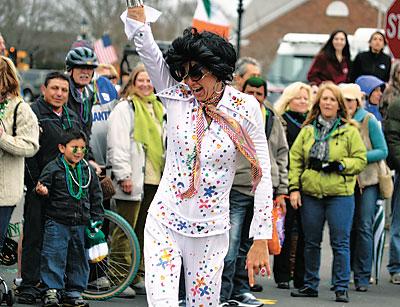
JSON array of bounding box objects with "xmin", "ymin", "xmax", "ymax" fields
[{"xmin": 236, "ymin": 0, "xmax": 244, "ymax": 58}]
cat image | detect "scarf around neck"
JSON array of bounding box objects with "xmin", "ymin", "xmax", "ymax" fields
[
  {"xmin": 130, "ymin": 94, "xmax": 165, "ymax": 177},
  {"xmin": 181, "ymin": 100, "xmax": 263, "ymax": 199},
  {"xmin": 309, "ymin": 115, "xmax": 339, "ymax": 162}
]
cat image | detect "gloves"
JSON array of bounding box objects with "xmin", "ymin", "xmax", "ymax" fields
[
  {"xmin": 321, "ymin": 161, "xmax": 345, "ymax": 173},
  {"xmin": 308, "ymin": 157, "xmax": 323, "ymax": 171},
  {"xmin": 308, "ymin": 158, "xmax": 345, "ymax": 173}
]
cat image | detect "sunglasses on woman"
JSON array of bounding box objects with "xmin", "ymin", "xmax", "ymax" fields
[{"xmin": 178, "ymin": 64, "xmax": 209, "ymax": 82}]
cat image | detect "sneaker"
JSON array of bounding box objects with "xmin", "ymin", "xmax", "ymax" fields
[
  {"xmin": 131, "ymin": 280, "xmax": 146, "ymax": 295},
  {"xmin": 87, "ymin": 277, "xmax": 110, "ymax": 290},
  {"xmin": 355, "ymin": 286, "xmax": 368, "ymax": 292},
  {"xmin": 391, "ymin": 272, "xmax": 400, "ymax": 284},
  {"xmin": 230, "ymin": 293, "xmax": 263, "ymax": 307},
  {"xmin": 178, "ymin": 299, "xmax": 186, "ymax": 307},
  {"xmin": 290, "ymin": 286, "xmax": 318, "ymax": 298},
  {"xmin": 335, "ymin": 290, "xmax": 349, "ymax": 303},
  {"xmin": 219, "ymin": 302, "xmax": 238, "ymax": 307},
  {"xmin": 250, "ymin": 284, "xmax": 263, "ymax": 292},
  {"xmin": 62, "ymin": 296, "xmax": 89, "ymax": 307},
  {"xmin": 277, "ymin": 282, "xmax": 290, "ymax": 289},
  {"xmin": 13, "ymin": 278, "xmax": 23, "ymax": 288},
  {"xmin": 369, "ymin": 277, "xmax": 375, "ymax": 284},
  {"xmin": 117, "ymin": 286, "xmax": 136, "ymax": 298},
  {"xmin": 42, "ymin": 289, "xmax": 60, "ymax": 307}
]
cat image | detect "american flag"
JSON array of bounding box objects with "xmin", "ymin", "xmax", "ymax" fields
[{"xmin": 94, "ymin": 34, "xmax": 118, "ymax": 64}]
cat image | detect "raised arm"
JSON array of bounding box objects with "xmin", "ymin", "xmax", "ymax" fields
[{"xmin": 122, "ymin": 7, "xmax": 178, "ymax": 93}]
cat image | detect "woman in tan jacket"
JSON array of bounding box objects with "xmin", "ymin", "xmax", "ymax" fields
[{"xmin": 0, "ymin": 56, "xmax": 39, "ymax": 250}]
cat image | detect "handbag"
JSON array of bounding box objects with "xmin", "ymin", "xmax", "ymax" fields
[
  {"xmin": 268, "ymin": 203, "xmax": 285, "ymax": 255},
  {"xmin": 377, "ymin": 160, "xmax": 394, "ymax": 199},
  {"xmin": 358, "ymin": 114, "xmax": 393, "ymax": 198},
  {"xmin": 100, "ymin": 175, "xmax": 116, "ymax": 200}
]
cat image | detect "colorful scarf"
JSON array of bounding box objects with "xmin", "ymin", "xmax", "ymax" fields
[
  {"xmin": 181, "ymin": 102, "xmax": 262, "ymax": 199},
  {"xmin": 131, "ymin": 94, "xmax": 165, "ymax": 177},
  {"xmin": 309, "ymin": 115, "xmax": 339, "ymax": 162}
]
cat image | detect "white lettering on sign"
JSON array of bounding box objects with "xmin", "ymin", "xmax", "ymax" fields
[{"xmin": 387, "ymin": 13, "xmax": 400, "ymax": 39}]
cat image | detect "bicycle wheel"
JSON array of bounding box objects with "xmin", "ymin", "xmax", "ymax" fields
[{"xmin": 83, "ymin": 209, "xmax": 140, "ymax": 300}]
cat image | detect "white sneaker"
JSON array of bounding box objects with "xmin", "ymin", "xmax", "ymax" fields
[
  {"xmin": 230, "ymin": 293, "xmax": 263, "ymax": 307},
  {"xmin": 391, "ymin": 272, "xmax": 400, "ymax": 284},
  {"xmin": 117, "ymin": 286, "xmax": 136, "ymax": 298},
  {"xmin": 88, "ymin": 276, "xmax": 110, "ymax": 289}
]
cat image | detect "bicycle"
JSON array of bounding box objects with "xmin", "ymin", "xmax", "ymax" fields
[
  {"xmin": 83, "ymin": 209, "xmax": 140, "ymax": 301},
  {"xmin": 0, "ymin": 223, "xmax": 21, "ymax": 306}
]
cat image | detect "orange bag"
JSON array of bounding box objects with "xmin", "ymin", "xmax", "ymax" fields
[{"xmin": 268, "ymin": 204, "xmax": 285, "ymax": 255}]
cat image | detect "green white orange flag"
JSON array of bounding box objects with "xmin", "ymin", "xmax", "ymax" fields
[{"xmin": 192, "ymin": 0, "xmax": 231, "ymax": 38}]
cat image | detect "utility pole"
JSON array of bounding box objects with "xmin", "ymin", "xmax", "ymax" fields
[{"xmin": 236, "ymin": 0, "xmax": 244, "ymax": 58}]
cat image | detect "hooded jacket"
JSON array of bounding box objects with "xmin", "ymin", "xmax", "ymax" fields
[
  {"xmin": 355, "ymin": 75, "xmax": 385, "ymax": 122},
  {"xmin": 289, "ymin": 121, "xmax": 367, "ymax": 198}
]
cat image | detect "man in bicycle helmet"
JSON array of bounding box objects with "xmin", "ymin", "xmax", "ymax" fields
[
  {"xmin": 65, "ymin": 46, "xmax": 102, "ymax": 176},
  {"xmin": 65, "ymin": 47, "xmax": 98, "ymax": 137}
]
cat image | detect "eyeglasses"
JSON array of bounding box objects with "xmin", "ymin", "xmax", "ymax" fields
[
  {"xmin": 71, "ymin": 146, "xmax": 88, "ymax": 154},
  {"xmin": 179, "ymin": 64, "xmax": 210, "ymax": 82}
]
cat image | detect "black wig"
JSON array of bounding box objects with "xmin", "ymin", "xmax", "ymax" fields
[{"xmin": 164, "ymin": 27, "xmax": 237, "ymax": 83}]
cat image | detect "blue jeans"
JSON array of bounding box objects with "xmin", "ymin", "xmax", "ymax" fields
[
  {"xmin": 352, "ymin": 184, "xmax": 379, "ymax": 287},
  {"xmin": 40, "ymin": 219, "xmax": 89, "ymax": 298},
  {"xmin": 0, "ymin": 206, "xmax": 15, "ymax": 250},
  {"xmin": 220, "ymin": 190, "xmax": 253, "ymax": 302},
  {"xmin": 301, "ymin": 195, "xmax": 354, "ymax": 291},
  {"xmin": 388, "ymin": 174, "xmax": 400, "ymax": 274}
]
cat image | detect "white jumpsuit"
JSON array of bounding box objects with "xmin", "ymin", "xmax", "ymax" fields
[{"xmin": 122, "ymin": 13, "xmax": 274, "ymax": 307}]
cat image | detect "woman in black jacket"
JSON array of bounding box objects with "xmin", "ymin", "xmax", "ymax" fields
[
  {"xmin": 351, "ymin": 31, "xmax": 391, "ymax": 83},
  {"xmin": 272, "ymin": 82, "xmax": 312, "ymax": 289}
]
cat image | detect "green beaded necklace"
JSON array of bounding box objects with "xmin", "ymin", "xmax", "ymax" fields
[
  {"xmin": 80, "ymin": 88, "xmax": 90, "ymax": 124},
  {"xmin": 0, "ymin": 99, "xmax": 10, "ymax": 120},
  {"xmin": 61, "ymin": 156, "xmax": 91, "ymax": 200}
]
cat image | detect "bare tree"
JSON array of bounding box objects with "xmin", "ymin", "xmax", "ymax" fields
[{"xmin": 0, "ymin": 0, "xmax": 198, "ymax": 68}]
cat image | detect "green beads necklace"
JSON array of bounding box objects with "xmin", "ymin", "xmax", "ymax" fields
[
  {"xmin": 0, "ymin": 99, "xmax": 10, "ymax": 120},
  {"xmin": 80, "ymin": 88, "xmax": 90, "ymax": 124},
  {"xmin": 61, "ymin": 156, "xmax": 91, "ymax": 200}
]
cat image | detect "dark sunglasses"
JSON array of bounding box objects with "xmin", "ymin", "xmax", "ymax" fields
[{"xmin": 178, "ymin": 64, "xmax": 208, "ymax": 82}]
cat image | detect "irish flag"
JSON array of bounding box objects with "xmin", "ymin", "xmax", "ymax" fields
[{"xmin": 192, "ymin": 0, "xmax": 231, "ymax": 38}]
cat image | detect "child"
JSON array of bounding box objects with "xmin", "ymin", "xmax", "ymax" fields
[{"xmin": 36, "ymin": 129, "xmax": 104, "ymax": 307}]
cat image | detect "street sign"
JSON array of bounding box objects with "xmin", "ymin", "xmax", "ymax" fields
[{"xmin": 386, "ymin": 1, "xmax": 400, "ymax": 58}]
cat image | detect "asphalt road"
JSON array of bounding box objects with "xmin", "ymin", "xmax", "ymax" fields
[{"xmin": 2, "ymin": 204, "xmax": 399, "ymax": 306}]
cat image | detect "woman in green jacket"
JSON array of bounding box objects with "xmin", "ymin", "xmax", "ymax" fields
[{"xmin": 289, "ymin": 82, "xmax": 367, "ymax": 303}]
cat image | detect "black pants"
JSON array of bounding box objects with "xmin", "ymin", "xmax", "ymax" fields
[
  {"xmin": 273, "ymin": 199, "xmax": 305, "ymax": 288},
  {"xmin": 20, "ymin": 189, "xmax": 44, "ymax": 290},
  {"xmin": 135, "ymin": 184, "xmax": 158, "ymax": 275}
]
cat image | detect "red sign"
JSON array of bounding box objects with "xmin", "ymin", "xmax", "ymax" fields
[{"xmin": 386, "ymin": 1, "xmax": 400, "ymax": 58}]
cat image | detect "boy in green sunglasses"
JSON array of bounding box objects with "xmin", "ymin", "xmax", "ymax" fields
[{"xmin": 35, "ymin": 128, "xmax": 104, "ymax": 307}]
